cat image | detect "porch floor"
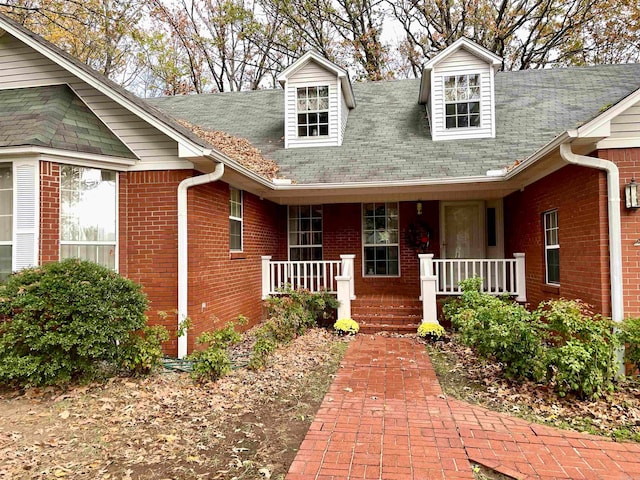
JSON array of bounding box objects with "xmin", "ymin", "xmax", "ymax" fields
[
  {"xmin": 351, "ymin": 295, "xmax": 422, "ymax": 334},
  {"xmin": 287, "ymin": 335, "xmax": 640, "ymax": 479}
]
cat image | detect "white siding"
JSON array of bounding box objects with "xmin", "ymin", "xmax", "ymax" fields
[
  {"xmin": 285, "ymin": 60, "xmax": 341, "ymax": 148},
  {"xmin": 431, "ymin": 48, "xmax": 494, "ymax": 141},
  {"xmin": 610, "ymin": 101, "xmax": 640, "ymax": 138},
  {"xmin": 0, "ymin": 34, "xmax": 181, "ymax": 167}
]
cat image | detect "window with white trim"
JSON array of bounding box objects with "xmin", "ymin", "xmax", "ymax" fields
[
  {"xmin": 0, "ymin": 163, "xmax": 12, "ymax": 281},
  {"xmin": 444, "ymin": 74, "xmax": 481, "ymax": 129},
  {"xmin": 297, "ymin": 86, "xmax": 329, "ymax": 137},
  {"xmin": 363, "ymin": 203, "xmax": 399, "ymax": 276},
  {"xmin": 544, "ymin": 209, "xmax": 559, "ymax": 285},
  {"xmin": 229, "ymin": 187, "xmax": 243, "ymax": 251},
  {"xmin": 60, "ymin": 166, "xmax": 117, "ymax": 269},
  {"xmin": 289, "ymin": 205, "xmax": 322, "ymax": 261}
]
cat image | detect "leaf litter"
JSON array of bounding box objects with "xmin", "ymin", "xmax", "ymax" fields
[
  {"xmin": 427, "ymin": 333, "xmax": 640, "ymax": 442},
  {"xmin": 0, "ymin": 328, "xmax": 348, "ymax": 479}
]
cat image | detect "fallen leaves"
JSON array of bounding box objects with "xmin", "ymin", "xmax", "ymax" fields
[
  {"xmin": 178, "ymin": 119, "xmax": 281, "ymax": 180},
  {"xmin": 429, "ymin": 334, "xmax": 640, "ymax": 442},
  {"xmin": 0, "ymin": 328, "xmax": 347, "ymax": 479}
]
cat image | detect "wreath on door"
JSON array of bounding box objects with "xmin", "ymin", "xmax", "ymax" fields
[{"xmin": 406, "ymin": 220, "xmax": 432, "ymax": 253}]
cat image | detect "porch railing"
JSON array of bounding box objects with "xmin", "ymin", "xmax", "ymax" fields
[
  {"xmin": 261, "ymin": 255, "xmax": 356, "ymax": 319},
  {"xmin": 419, "ymin": 253, "xmax": 526, "ymax": 323}
]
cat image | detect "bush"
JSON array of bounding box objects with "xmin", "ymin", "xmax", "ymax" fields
[
  {"xmin": 118, "ymin": 325, "xmax": 169, "ymax": 376},
  {"xmin": 621, "ymin": 317, "xmax": 640, "ymax": 374},
  {"xmin": 189, "ymin": 320, "xmax": 242, "ymax": 382},
  {"xmin": 0, "ymin": 259, "xmax": 148, "ymax": 387},
  {"xmin": 417, "ymin": 322, "xmax": 445, "ymax": 340},
  {"xmin": 248, "ymin": 288, "xmax": 338, "ymax": 370},
  {"xmin": 539, "ymin": 299, "xmax": 618, "ymax": 399},
  {"xmin": 334, "ymin": 318, "xmax": 359, "ymax": 335}
]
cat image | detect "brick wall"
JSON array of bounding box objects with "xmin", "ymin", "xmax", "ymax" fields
[
  {"xmin": 504, "ymin": 159, "xmax": 610, "ymax": 313},
  {"xmin": 323, "ymin": 201, "xmax": 440, "ymax": 297},
  {"xmin": 39, "ymin": 161, "xmax": 60, "ymax": 263},
  {"xmin": 186, "ymin": 182, "xmax": 286, "ymax": 353},
  {"xmin": 598, "ymin": 148, "xmax": 640, "ymax": 317}
]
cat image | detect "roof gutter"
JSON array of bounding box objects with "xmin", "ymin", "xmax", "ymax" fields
[
  {"xmin": 559, "ymin": 143, "xmax": 623, "ymax": 326},
  {"xmin": 177, "ymin": 162, "xmax": 225, "ymax": 358}
]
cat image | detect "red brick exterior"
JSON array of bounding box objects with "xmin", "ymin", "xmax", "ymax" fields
[
  {"xmin": 323, "ymin": 201, "xmax": 440, "ymax": 297},
  {"xmin": 39, "ymin": 161, "xmax": 60, "ymax": 264},
  {"xmin": 186, "ymin": 182, "xmax": 286, "ymax": 353},
  {"xmin": 598, "ymin": 148, "xmax": 640, "ymax": 318},
  {"xmin": 504, "ymin": 160, "xmax": 610, "ymax": 314}
]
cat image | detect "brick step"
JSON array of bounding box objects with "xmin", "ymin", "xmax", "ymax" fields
[
  {"xmin": 352, "ymin": 299, "xmax": 422, "ymax": 308},
  {"xmin": 352, "ymin": 314, "xmax": 421, "ymax": 326},
  {"xmin": 351, "ymin": 305, "xmax": 423, "ymax": 315},
  {"xmin": 359, "ymin": 323, "xmax": 420, "ymax": 334}
]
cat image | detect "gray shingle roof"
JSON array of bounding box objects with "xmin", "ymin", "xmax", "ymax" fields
[
  {"xmin": 0, "ymin": 85, "xmax": 136, "ymax": 158},
  {"xmin": 149, "ymin": 64, "xmax": 640, "ymax": 184}
]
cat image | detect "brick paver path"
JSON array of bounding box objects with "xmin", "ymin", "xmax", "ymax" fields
[{"xmin": 287, "ymin": 335, "xmax": 640, "ymax": 480}]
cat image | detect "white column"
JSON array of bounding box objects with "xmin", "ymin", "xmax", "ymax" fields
[
  {"xmin": 421, "ymin": 274, "xmax": 439, "ymax": 324},
  {"xmin": 336, "ymin": 275, "xmax": 351, "ymax": 319},
  {"xmin": 514, "ymin": 253, "xmax": 526, "ymax": 302},
  {"xmin": 261, "ymin": 256, "xmax": 272, "ymax": 299},
  {"xmin": 418, "ymin": 254, "xmax": 434, "ymax": 300},
  {"xmin": 340, "ymin": 254, "xmax": 356, "ymax": 299}
]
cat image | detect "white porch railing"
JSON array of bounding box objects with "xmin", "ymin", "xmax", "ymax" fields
[
  {"xmin": 261, "ymin": 254, "xmax": 355, "ymax": 319},
  {"xmin": 419, "ymin": 253, "xmax": 526, "ymax": 324}
]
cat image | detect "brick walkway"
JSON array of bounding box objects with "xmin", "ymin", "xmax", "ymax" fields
[{"xmin": 286, "ymin": 335, "xmax": 640, "ymax": 480}]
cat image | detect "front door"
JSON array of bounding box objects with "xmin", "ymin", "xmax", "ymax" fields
[
  {"xmin": 439, "ymin": 201, "xmax": 485, "ymax": 289},
  {"xmin": 440, "ymin": 201, "xmax": 485, "ymax": 259}
]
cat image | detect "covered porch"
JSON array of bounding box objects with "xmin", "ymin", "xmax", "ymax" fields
[{"xmin": 261, "ymin": 250, "xmax": 526, "ymax": 329}]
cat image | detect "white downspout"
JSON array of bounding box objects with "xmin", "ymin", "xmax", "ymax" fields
[
  {"xmin": 177, "ymin": 162, "xmax": 225, "ymax": 358},
  {"xmin": 559, "ymin": 143, "xmax": 624, "ymax": 326}
]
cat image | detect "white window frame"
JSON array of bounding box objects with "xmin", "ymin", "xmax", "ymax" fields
[
  {"xmin": 288, "ymin": 205, "xmax": 323, "ymax": 261},
  {"xmin": 544, "ymin": 209, "xmax": 559, "ymax": 285},
  {"xmin": 296, "ymin": 85, "xmax": 330, "ymax": 138},
  {"xmin": 362, "ymin": 202, "xmax": 400, "ymax": 277},
  {"xmin": 444, "ymin": 73, "xmax": 482, "ymax": 129},
  {"xmin": 0, "ymin": 162, "xmax": 12, "ymax": 281},
  {"xmin": 229, "ymin": 187, "xmax": 243, "ymax": 252},
  {"xmin": 59, "ymin": 165, "xmax": 119, "ymax": 271}
]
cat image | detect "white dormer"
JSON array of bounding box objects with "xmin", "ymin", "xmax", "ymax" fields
[
  {"xmin": 419, "ymin": 38, "xmax": 502, "ymax": 141},
  {"xmin": 277, "ymin": 51, "xmax": 356, "ymax": 149}
]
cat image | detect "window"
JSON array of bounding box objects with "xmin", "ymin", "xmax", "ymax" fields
[
  {"xmin": 60, "ymin": 166, "xmax": 117, "ymax": 269},
  {"xmin": 297, "ymin": 86, "xmax": 329, "ymax": 137},
  {"xmin": 229, "ymin": 187, "xmax": 243, "ymax": 251},
  {"xmin": 363, "ymin": 203, "xmax": 399, "ymax": 276},
  {"xmin": 544, "ymin": 210, "xmax": 559, "ymax": 285},
  {"xmin": 0, "ymin": 163, "xmax": 12, "ymax": 281},
  {"xmin": 444, "ymin": 74, "xmax": 481, "ymax": 129},
  {"xmin": 289, "ymin": 205, "xmax": 322, "ymax": 261}
]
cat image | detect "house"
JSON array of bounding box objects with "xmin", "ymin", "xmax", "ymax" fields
[{"xmin": 2, "ymin": 12, "xmax": 640, "ymax": 359}]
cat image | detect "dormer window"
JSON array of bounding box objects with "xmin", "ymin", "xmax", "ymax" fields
[
  {"xmin": 297, "ymin": 86, "xmax": 329, "ymax": 137},
  {"xmin": 444, "ymin": 74, "xmax": 481, "ymax": 129}
]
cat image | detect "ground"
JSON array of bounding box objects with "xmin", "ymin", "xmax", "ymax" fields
[
  {"xmin": 0, "ymin": 328, "xmax": 348, "ymax": 480},
  {"xmin": 428, "ymin": 333, "xmax": 640, "ymax": 443}
]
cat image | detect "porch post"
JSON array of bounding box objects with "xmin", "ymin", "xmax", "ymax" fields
[
  {"xmin": 419, "ymin": 254, "xmax": 438, "ymax": 324},
  {"xmin": 514, "ymin": 253, "xmax": 527, "ymax": 302},
  {"xmin": 261, "ymin": 256, "xmax": 272, "ymax": 299},
  {"xmin": 340, "ymin": 254, "xmax": 356, "ymax": 300}
]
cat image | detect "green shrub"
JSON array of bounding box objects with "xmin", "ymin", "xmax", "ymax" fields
[
  {"xmin": 621, "ymin": 317, "xmax": 640, "ymax": 374},
  {"xmin": 334, "ymin": 318, "xmax": 359, "ymax": 335},
  {"xmin": 539, "ymin": 299, "xmax": 618, "ymax": 399},
  {"xmin": 189, "ymin": 321, "xmax": 243, "ymax": 382},
  {"xmin": 248, "ymin": 288, "xmax": 338, "ymax": 370},
  {"xmin": 0, "ymin": 259, "xmax": 148, "ymax": 387},
  {"xmin": 118, "ymin": 325, "xmax": 169, "ymax": 376},
  {"xmin": 417, "ymin": 322, "xmax": 445, "ymax": 340}
]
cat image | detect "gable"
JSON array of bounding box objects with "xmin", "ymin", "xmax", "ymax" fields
[
  {"xmin": 610, "ymin": 100, "xmax": 640, "ymax": 140},
  {"xmin": 288, "ymin": 58, "xmax": 337, "ymax": 84},
  {"xmin": 0, "ymin": 31, "xmax": 189, "ymax": 170}
]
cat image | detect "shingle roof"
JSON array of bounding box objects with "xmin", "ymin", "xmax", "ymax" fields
[
  {"xmin": 0, "ymin": 85, "xmax": 136, "ymax": 158},
  {"xmin": 149, "ymin": 64, "xmax": 640, "ymax": 184}
]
